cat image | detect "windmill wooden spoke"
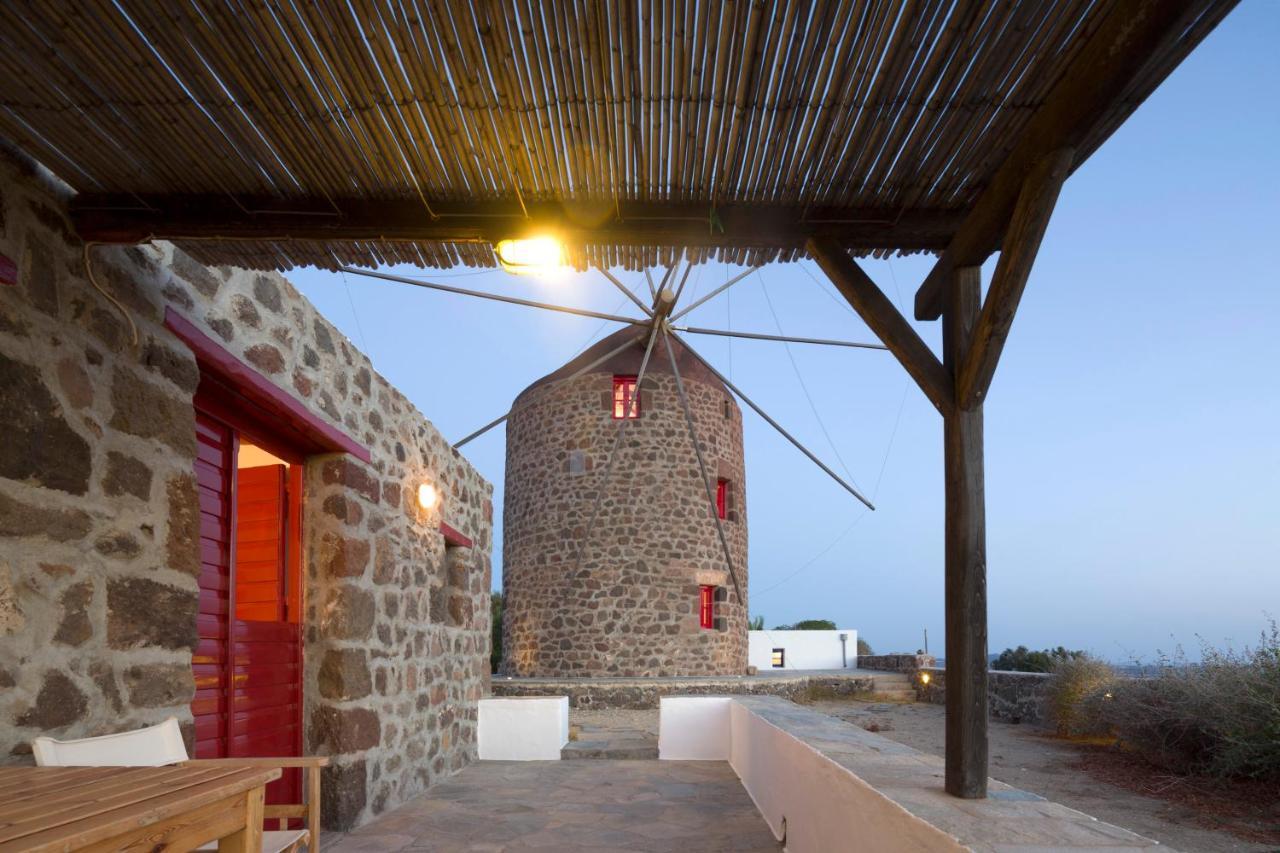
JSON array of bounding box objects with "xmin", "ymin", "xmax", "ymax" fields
[
  {"xmin": 671, "ymin": 261, "xmax": 695, "ymax": 305},
  {"xmin": 669, "ymin": 266, "xmax": 759, "ymax": 322},
  {"xmin": 643, "ymin": 268, "xmax": 657, "ymax": 300},
  {"xmin": 568, "ymin": 321, "xmax": 664, "ymax": 575},
  {"xmin": 600, "ymin": 268, "xmax": 654, "ymax": 317},
  {"xmin": 673, "ymin": 325, "xmax": 888, "ymax": 351},
  {"xmin": 661, "ymin": 328, "xmax": 745, "ymax": 607},
  {"xmin": 339, "ymin": 266, "xmax": 644, "ymax": 326},
  {"xmin": 671, "ymin": 330, "xmax": 876, "ymax": 511},
  {"xmin": 452, "ymin": 330, "xmax": 649, "ymax": 448}
]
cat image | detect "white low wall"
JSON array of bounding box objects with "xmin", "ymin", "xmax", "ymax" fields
[
  {"xmin": 727, "ymin": 701, "xmax": 960, "ymax": 852},
  {"xmin": 657, "ymin": 696, "xmax": 732, "ymax": 760},
  {"xmin": 477, "ymin": 696, "xmax": 569, "ymax": 760},
  {"xmin": 659, "ymin": 696, "xmax": 956, "ymax": 851},
  {"xmin": 748, "ymin": 629, "xmax": 858, "ymax": 671}
]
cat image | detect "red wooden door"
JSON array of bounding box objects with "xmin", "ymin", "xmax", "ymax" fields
[
  {"xmin": 191, "ymin": 410, "xmax": 302, "ymax": 810},
  {"xmin": 191, "ymin": 411, "xmax": 235, "ymax": 757}
]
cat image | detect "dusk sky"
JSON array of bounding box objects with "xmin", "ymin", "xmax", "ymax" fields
[{"xmin": 291, "ymin": 1, "xmax": 1278, "ymax": 662}]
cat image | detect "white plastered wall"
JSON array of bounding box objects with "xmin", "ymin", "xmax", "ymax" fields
[
  {"xmin": 659, "ymin": 697, "xmax": 961, "ymax": 852},
  {"xmin": 477, "ymin": 697, "xmax": 569, "ymax": 760},
  {"xmin": 748, "ymin": 629, "xmax": 858, "ymax": 671}
]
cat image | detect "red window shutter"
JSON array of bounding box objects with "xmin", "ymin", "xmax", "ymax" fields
[
  {"xmin": 715, "ymin": 479, "xmax": 728, "ymax": 519},
  {"xmin": 613, "ymin": 375, "xmax": 640, "ymax": 419},
  {"xmin": 699, "ymin": 585, "xmax": 715, "ymax": 629}
]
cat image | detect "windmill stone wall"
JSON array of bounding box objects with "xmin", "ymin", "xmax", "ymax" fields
[{"xmin": 501, "ymin": 329, "xmax": 748, "ymax": 677}]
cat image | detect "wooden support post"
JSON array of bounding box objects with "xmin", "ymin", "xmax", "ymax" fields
[{"xmin": 943, "ymin": 266, "xmax": 988, "ymax": 798}]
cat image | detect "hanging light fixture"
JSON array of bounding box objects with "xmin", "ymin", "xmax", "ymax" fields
[{"xmin": 494, "ymin": 236, "xmax": 567, "ymax": 276}]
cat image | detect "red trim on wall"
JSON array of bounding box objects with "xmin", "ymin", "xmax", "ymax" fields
[
  {"xmin": 440, "ymin": 522, "xmax": 473, "ymax": 549},
  {"xmin": 166, "ymin": 307, "xmax": 371, "ymax": 462}
]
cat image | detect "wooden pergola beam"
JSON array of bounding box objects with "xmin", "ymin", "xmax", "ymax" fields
[
  {"xmin": 914, "ymin": 0, "xmax": 1208, "ymax": 321},
  {"xmin": 808, "ymin": 237, "xmax": 953, "ymax": 416},
  {"xmin": 70, "ymin": 195, "xmax": 961, "ymax": 254},
  {"xmin": 957, "ymin": 149, "xmax": 1074, "ymax": 410}
]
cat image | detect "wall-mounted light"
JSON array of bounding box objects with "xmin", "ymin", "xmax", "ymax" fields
[
  {"xmin": 418, "ymin": 483, "xmax": 440, "ymax": 511},
  {"xmin": 920, "ymin": 672, "xmax": 931, "ymax": 685},
  {"xmin": 495, "ymin": 236, "xmax": 567, "ymax": 277}
]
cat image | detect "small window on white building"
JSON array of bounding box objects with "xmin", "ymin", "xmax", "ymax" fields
[{"xmin": 771, "ymin": 648, "xmax": 785, "ymax": 668}]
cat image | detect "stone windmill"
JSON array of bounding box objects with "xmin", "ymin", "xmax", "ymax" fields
[{"xmin": 346, "ymin": 262, "xmax": 881, "ymax": 676}]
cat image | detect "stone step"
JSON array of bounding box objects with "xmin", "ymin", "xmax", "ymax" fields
[{"xmin": 561, "ymin": 738, "xmax": 659, "ymax": 760}]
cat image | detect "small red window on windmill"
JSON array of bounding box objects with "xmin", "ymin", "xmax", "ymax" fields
[
  {"xmin": 715, "ymin": 478, "xmax": 729, "ymax": 520},
  {"xmin": 613, "ymin": 375, "xmax": 640, "ymax": 419},
  {"xmin": 699, "ymin": 585, "xmax": 715, "ymax": 629}
]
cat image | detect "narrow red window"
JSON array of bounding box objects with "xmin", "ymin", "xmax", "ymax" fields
[
  {"xmin": 613, "ymin": 375, "xmax": 639, "ymax": 419},
  {"xmin": 715, "ymin": 478, "xmax": 728, "ymax": 519},
  {"xmin": 699, "ymin": 585, "xmax": 715, "ymax": 629}
]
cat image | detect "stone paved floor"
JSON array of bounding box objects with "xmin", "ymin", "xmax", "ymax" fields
[{"xmin": 325, "ymin": 760, "xmax": 782, "ymax": 853}]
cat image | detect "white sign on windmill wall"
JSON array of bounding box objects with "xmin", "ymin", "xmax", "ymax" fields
[{"xmin": 748, "ymin": 630, "xmax": 858, "ymax": 671}]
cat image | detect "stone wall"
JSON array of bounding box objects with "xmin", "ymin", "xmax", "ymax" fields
[
  {"xmin": 859, "ymin": 654, "xmax": 936, "ymax": 672},
  {"xmin": 915, "ymin": 667, "xmax": 1054, "ymax": 726},
  {"xmin": 492, "ymin": 672, "xmax": 876, "ymax": 709},
  {"xmin": 501, "ymin": 330, "xmax": 748, "ymax": 677},
  {"xmin": 0, "ymin": 148, "xmax": 493, "ymax": 830}
]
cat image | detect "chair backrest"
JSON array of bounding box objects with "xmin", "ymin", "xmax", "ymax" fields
[{"xmin": 32, "ymin": 716, "xmax": 189, "ymax": 767}]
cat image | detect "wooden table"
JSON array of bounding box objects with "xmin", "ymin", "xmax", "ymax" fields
[{"xmin": 0, "ymin": 764, "xmax": 280, "ymax": 852}]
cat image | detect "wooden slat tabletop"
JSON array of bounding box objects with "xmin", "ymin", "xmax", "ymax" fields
[{"xmin": 0, "ymin": 765, "xmax": 279, "ymax": 852}]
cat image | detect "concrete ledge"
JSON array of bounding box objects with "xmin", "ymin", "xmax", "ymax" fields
[
  {"xmin": 663, "ymin": 695, "xmax": 1164, "ymax": 852},
  {"xmin": 477, "ymin": 696, "xmax": 569, "ymax": 760}
]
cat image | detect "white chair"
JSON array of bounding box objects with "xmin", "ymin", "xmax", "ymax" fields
[{"xmin": 32, "ymin": 717, "xmax": 324, "ymax": 853}]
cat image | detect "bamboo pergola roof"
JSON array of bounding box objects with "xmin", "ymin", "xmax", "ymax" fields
[{"xmin": 0, "ymin": 1, "xmax": 1234, "ymax": 273}]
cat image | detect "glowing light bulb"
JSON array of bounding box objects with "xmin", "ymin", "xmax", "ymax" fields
[
  {"xmin": 417, "ymin": 483, "xmax": 439, "ymax": 511},
  {"xmin": 920, "ymin": 672, "xmax": 931, "ymax": 685},
  {"xmin": 495, "ymin": 236, "xmax": 567, "ymax": 276}
]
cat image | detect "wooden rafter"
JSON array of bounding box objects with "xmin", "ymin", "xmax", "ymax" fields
[
  {"xmin": 808, "ymin": 237, "xmax": 953, "ymax": 416},
  {"xmin": 69, "ymin": 196, "xmax": 961, "ymax": 258},
  {"xmin": 914, "ymin": 0, "xmax": 1228, "ymax": 320}
]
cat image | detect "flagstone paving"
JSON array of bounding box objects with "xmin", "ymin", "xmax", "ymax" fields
[{"xmin": 325, "ymin": 759, "xmax": 782, "ymax": 852}]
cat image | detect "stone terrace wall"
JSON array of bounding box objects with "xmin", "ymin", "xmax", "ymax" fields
[
  {"xmin": 860, "ymin": 654, "xmax": 936, "ymax": 672},
  {"xmin": 915, "ymin": 667, "xmax": 1054, "ymax": 726},
  {"xmin": 0, "ymin": 148, "xmax": 493, "ymax": 830},
  {"xmin": 492, "ymin": 673, "xmax": 877, "ymax": 709}
]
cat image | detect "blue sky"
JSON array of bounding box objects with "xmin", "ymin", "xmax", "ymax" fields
[{"xmin": 290, "ymin": 2, "xmax": 1278, "ymax": 662}]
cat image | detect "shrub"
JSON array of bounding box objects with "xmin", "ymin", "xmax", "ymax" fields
[
  {"xmin": 1047, "ymin": 654, "xmax": 1116, "ymax": 736},
  {"xmin": 993, "ymin": 645, "xmax": 1086, "ymax": 673},
  {"xmin": 772, "ymin": 619, "xmax": 837, "ymax": 630},
  {"xmin": 1101, "ymin": 620, "xmax": 1280, "ymax": 780}
]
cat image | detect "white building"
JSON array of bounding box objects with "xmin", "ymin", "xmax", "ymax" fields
[{"xmin": 748, "ymin": 629, "xmax": 858, "ymax": 671}]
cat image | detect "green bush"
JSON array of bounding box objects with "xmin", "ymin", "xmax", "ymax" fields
[
  {"xmin": 771, "ymin": 619, "xmax": 838, "ymax": 630},
  {"xmin": 1046, "ymin": 654, "xmax": 1115, "ymax": 737},
  {"xmin": 1101, "ymin": 620, "xmax": 1280, "ymax": 780},
  {"xmin": 993, "ymin": 645, "xmax": 1086, "ymax": 673},
  {"xmin": 490, "ymin": 592, "xmax": 503, "ymax": 673}
]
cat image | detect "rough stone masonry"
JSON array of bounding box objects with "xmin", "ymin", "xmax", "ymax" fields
[
  {"xmin": 0, "ymin": 146, "xmax": 493, "ymax": 830},
  {"xmin": 501, "ymin": 328, "xmax": 748, "ymax": 677}
]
